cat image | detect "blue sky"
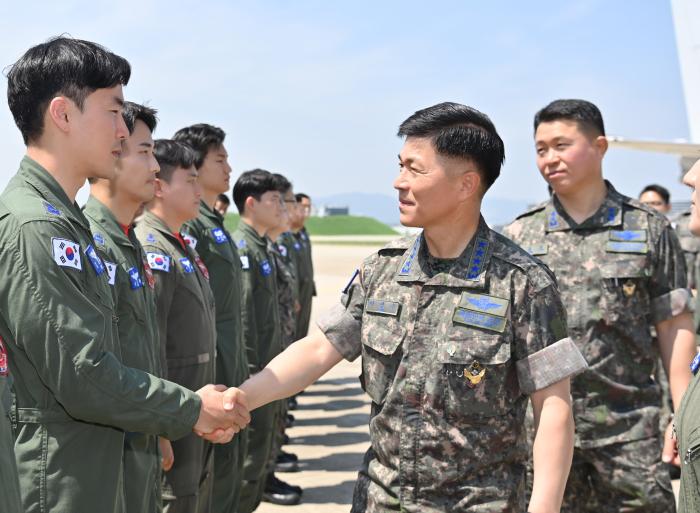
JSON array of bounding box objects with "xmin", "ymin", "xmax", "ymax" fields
[{"xmin": 0, "ymin": 1, "xmax": 691, "ymax": 210}]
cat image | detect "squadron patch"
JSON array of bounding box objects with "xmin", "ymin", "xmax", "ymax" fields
[
  {"xmin": 147, "ymin": 253, "xmax": 171, "ymax": 272},
  {"xmin": 211, "ymin": 227, "xmax": 228, "ymax": 244},
  {"xmin": 260, "ymin": 259, "xmax": 272, "ymax": 277},
  {"xmin": 127, "ymin": 266, "xmax": 144, "ymax": 289},
  {"xmin": 180, "ymin": 258, "xmax": 195, "ymax": 274},
  {"xmin": 85, "ymin": 244, "xmax": 105, "ymax": 276},
  {"xmin": 52, "ymin": 238, "xmax": 82, "ymax": 271},
  {"xmin": 182, "ymin": 233, "xmax": 198, "ymax": 250},
  {"xmin": 104, "ymin": 261, "xmax": 117, "ymax": 286}
]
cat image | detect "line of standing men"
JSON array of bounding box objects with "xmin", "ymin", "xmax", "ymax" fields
[{"xmin": 0, "ymin": 36, "xmax": 317, "ymax": 513}]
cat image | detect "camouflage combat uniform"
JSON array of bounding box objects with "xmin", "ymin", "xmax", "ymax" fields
[
  {"xmin": 318, "ymin": 217, "xmax": 587, "ymax": 512},
  {"xmin": 673, "ymin": 210, "xmax": 700, "ymax": 292},
  {"xmin": 271, "ymin": 236, "xmax": 299, "ymax": 348},
  {"xmin": 504, "ymin": 182, "xmax": 691, "ymax": 513},
  {"xmin": 294, "ymin": 228, "xmax": 315, "ymax": 340}
]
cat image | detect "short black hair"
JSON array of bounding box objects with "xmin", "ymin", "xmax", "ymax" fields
[
  {"xmin": 295, "ymin": 193, "xmax": 310, "ymax": 202},
  {"xmin": 534, "ymin": 99, "xmax": 605, "ymax": 138},
  {"xmin": 216, "ymin": 193, "xmax": 230, "ymax": 205},
  {"xmin": 640, "ymin": 184, "xmax": 670, "ymax": 205},
  {"xmin": 122, "ymin": 101, "xmax": 158, "ymax": 135},
  {"xmin": 397, "ymin": 102, "xmax": 505, "ymax": 191},
  {"xmin": 272, "ymin": 173, "xmax": 293, "ymax": 194},
  {"xmin": 7, "ymin": 36, "xmax": 131, "ymax": 145},
  {"xmin": 172, "ymin": 124, "xmax": 226, "ymax": 169},
  {"xmin": 233, "ymin": 169, "xmax": 277, "ymax": 214},
  {"xmin": 153, "ymin": 139, "xmax": 196, "ymax": 183}
]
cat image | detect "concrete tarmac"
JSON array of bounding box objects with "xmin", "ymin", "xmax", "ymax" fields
[{"xmin": 257, "ymin": 241, "xmax": 681, "ymax": 511}]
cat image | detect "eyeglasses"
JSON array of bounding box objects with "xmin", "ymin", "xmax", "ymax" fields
[{"xmin": 642, "ymin": 200, "xmax": 667, "ymax": 207}]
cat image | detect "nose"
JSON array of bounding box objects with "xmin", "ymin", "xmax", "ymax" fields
[
  {"xmin": 682, "ymin": 160, "xmax": 700, "ymax": 189},
  {"xmin": 115, "ymin": 112, "xmax": 129, "ymax": 140},
  {"xmin": 393, "ymin": 168, "xmax": 408, "ymax": 191}
]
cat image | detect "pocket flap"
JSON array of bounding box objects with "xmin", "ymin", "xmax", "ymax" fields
[
  {"xmin": 600, "ymin": 257, "xmax": 649, "ymax": 279},
  {"xmin": 438, "ymin": 339, "xmax": 511, "ymax": 364}
]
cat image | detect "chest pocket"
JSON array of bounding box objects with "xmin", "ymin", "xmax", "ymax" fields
[
  {"xmin": 600, "ymin": 256, "xmax": 651, "ymax": 325},
  {"xmin": 360, "ymin": 306, "xmax": 406, "ymax": 405},
  {"xmin": 439, "ymin": 329, "xmax": 517, "ymax": 423}
]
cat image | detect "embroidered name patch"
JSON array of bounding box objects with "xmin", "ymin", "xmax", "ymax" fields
[
  {"xmin": 260, "ymin": 259, "xmax": 272, "ymax": 277},
  {"xmin": 180, "ymin": 258, "xmax": 195, "ymax": 274},
  {"xmin": 609, "ymin": 230, "xmax": 647, "ymax": 242},
  {"xmin": 104, "ymin": 261, "xmax": 117, "ymax": 286},
  {"xmin": 459, "ymin": 292, "xmax": 509, "ymax": 317},
  {"xmin": 525, "ymin": 244, "xmax": 548, "ymax": 256},
  {"xmin": 128, "ymin": 267, "xmax": 144, "ymax": 289},
  {"xmin": 52, "ymin": 238, "xmax": 82, "ymax": 270},
  {"xmin": 147, "ymin": 253, "xmax": 171, "ymax": 272},
  {"xmin": 605, "ymin": 241, "xmax": 649, "ymax": 254},
  {"xmin": 365, "ymin": 298, "xmax": 401, "ymax": 316},
  {"xmin": 212, "ymin": 227, "xmax": 228, "ymax": 244},
  {"xmin": 453, "ymin": 308, "xmax": 506, "ymax": 333},
  {"xmin": 85, "ymin": 244, "xmax": 105, "ymax": 276}
]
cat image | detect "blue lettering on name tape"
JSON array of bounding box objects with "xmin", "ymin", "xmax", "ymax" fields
[
  {"xmin": 93, "ymin": 233, "xmax": 105, "ymax": 245},
  {"xmin": 85, "ymin": 244, "xmax": 105, "ymax": 276},
  {"xmin": 691, "ymin": 353, "xmax": 700, "ymax": 375},
  {"xmin": 609, "ymin": 230, "xmax": 647, "ymax": 242},
  {"xmin": 605, "ymin": 241, "xmax": 649, "ymax": 254},
  {"xmin": 212, "ymin": 227, "xmax": 228, "ymax": 244},
  {"xmin": 260, "ymin": 259, "xmax": 272, "ymax": 277},
  {"xmin": 128, "ymin": 266, "xmax": 144, "ymax": 289},
  {"xmin": 180, "ymin": 258, "xmax": 195, "ymax": 274},
  {"xmin": 453, "ymin": 308, "xmax": 506, "ymax": 333}
]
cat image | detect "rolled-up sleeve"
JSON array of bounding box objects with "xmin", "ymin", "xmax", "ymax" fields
[
  {"xmin": 650, "ymin": 223, "xmax": 693, "ymax": 323},
  {"xmin": 513, "ymin": 275, "xmax": 588, "ymax": 395}
]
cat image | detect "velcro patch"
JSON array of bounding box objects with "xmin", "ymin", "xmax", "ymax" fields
[
  {"xmin": 459, "ymin": 292, "xmax": 509, "ymax": 317},
  {"xmin": 52, "ymin": 238, "xmax": 82, "ymax": 270},
  {"xmin": 128, "ymin": 266, "xmax": 144, "ymax": 289},
  {"xmin": 453, "ymin": 307, "xmax": 506, "ymax": 333},
  {"xmin": 278, "ymin": 244, "xmax": 288, "ymax": 257},
  {"xmin": 240, "ymin": 255, "xmax": 250, "ymax": 270},
  {"xmin": 260, "ymin": 259, "xmax": 272, "ymax": 277},
  {"xmin": 609, "ymin": 230, "xmax": 647, "ymax": 242},
  {"xmin": 182, "ymin": 234, "xmax": 197, "ymax": 250},
  {"xmin": 525, "ymin": 244, "xmax": 548, "ymax": 256},
  {"xmin": 85, "ymin": 244, "xmax": 105, "ymax": 276},
  {"xmin": 104, "ymin": 261, "xmax": 117, "ymax": 286},
  {"xmin": 212, "ymin": 227, "xmax": 228, "ymax": 244},
  {"xmin": 605, "ymin": 241, "xmax": 649, "ymax": 254},
  {"xmin": 147, "ymin": 253, "xmax": 171, "ymax": 272},
  {"xmin": 44, "ymin": 202, "xmax": 61, "ymax": 216},
  {"xmin": 180, "ymin": 258, "xmax": 195, "ymax": 274},
  {"xmin": 365, "ymin": 298, "xmax": 401, "ymax": 317}
]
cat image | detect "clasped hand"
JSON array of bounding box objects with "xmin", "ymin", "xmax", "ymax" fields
[{"xmin": 193, "ymin": 384, "xmax": 251, "ymax": 443}]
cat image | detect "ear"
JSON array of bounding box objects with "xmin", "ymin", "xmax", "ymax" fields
[
  {"xmin": 594, "ymin": 135, "xmax": 608, "ymax": 157},
  {"xmin": 458, "ymin": 170, "xmax": 482, "ymax": 201},
  {"xmin": 46, "ymin": 97, "xmax": 73, "ymax": 134},
  {"xmin": 153, "ymin": 177, "xmax": 166, "ymax": 199},
  {"xmin": 244, "ymin": 195, "xmax": 256, "ymax": 214}
]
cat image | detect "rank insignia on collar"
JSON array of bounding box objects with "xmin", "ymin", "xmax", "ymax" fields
[
  {"xmin": 548, "ymin": 210, "xmax": 559, "ymax": 229},
  {"xmin": 44, "ymin": 202, "xmax": 61, "ymax": 216},
  {"xmin": 466, "ymin": 238, "xmax": 489, "ymax": 280},
  {"xmin": 146, "ymin": 233, "xmax": 157, "ymax": 244},
  {"xmin": 464, "ymin": 362, "xmax": 485, "ymax": 387}
]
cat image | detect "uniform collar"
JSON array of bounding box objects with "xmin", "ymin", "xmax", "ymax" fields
[
  {"xmin": 237, "ymin": 219, "xmax": 267, "ymax": 248},
  {"xmin": 18, "ymin": 156, "xmax": 90, "ymax": 230},
  {"xmin": 141, "ymin": 210, "xmax": 185, "ymax": 248},
  {"xmin": 83, "ymin": 196, "xmax": 134, "ymax": 248},
  {"xmin": 395, "ymin": 216, "xmax": 492, "ymax": 290},
  {"xmin": 199, "ymin": 200, "xmax": 224, "ymax": 226},
  {"xmin": 545, "ymin": 180, "xmax": 623, "ymax": 232}
]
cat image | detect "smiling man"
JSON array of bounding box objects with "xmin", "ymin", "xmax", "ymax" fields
[
  {"xmin": 504, "ymin": 99, "xmax": 696, "ymax": 513},
  {"xmin": 236, "ymin": 102, "xmax": 587, "ymax": 513}
]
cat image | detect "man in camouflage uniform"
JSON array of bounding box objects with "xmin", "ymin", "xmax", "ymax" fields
[
  {"xmin": 135, "ymin": 140, "xmax": 217, "ymax": 513},
  {"xmin": 174, "ymin": 124, "xmax": 249, "ymax": 513},
  {"xmin": 505, "ymin": 99, "xmax": 696, "ymax": 512},
  {"xmin": 239, "ymin": 102, "xmax": 588, "ymax": 513},
  {"xmin": 84, "ymin": 102, "xmax": 165, "ymax": 513}
]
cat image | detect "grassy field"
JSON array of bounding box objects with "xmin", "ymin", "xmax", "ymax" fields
[{"xmin": 223, "ymin": 214, "xmax": 397, "ymax": 236}]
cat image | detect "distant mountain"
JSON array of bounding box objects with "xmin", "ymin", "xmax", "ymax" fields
[{"xmin": 313, "ymin": 192, "xmax": 531, "ymax": 227}]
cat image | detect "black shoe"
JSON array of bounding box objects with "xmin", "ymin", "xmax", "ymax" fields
[
  {"xmin": 285, "ymin": 413, "xmax": 295, "ymax": 428},
  {"xmin": 282, "ymin": 434, "xmax": 290, "ymax": 445},
  {"xmin": 287, "ymin": 397, "xmax": 298, "ymax": 410},
  {"xmin": 275, "ymin": 451, "xmax": 299, "ymax": 472},
  {"xmin": 262, "ymin": 474, "xmax": 301, "ymax": 505},
  {"xmin": 270, "ymin": 474, "xmax": 303, "ymax": 496},
  {"xmin": 668, "ymin": 463, "xmax": 681, "ymax": 480}
]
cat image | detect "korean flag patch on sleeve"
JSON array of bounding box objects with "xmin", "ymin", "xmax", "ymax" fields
[
  {"xmin": 104, "ymin": 261, "xmax": 117, "ymax": 285},
  {"xmin": 52, "ymin": 238, "xmax": 82, "ymax": 270},
  {"xmin": 147, "ymin": 253, "xmax": 171, "ymax": 272},
  {"xmin": 182, "ymin": 233, "xmax": 198, "ymax": 250}
]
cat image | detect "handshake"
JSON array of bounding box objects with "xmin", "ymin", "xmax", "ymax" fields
[{"xmin": 192, "ymin": 384, "xmax": 251, "ymax": 443}]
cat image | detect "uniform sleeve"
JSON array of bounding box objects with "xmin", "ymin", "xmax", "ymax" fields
[
  {"xmin": 146, "ymin": 245, "xmax": 176, "ymax": 380},
  {"xmin": 650, "ymin": 223, "xmax": 693, "ymax": 324},
  {"xmin": 239, "ymin": 249, "xmax": 261, "ymax": 372},
  {"xmin": 512, "ymin": 273, "xmax": 587, "ymax": 395},
  {"xmin": 0, "ymin": 221, "xmax": 200, "ymax": 440},
  {"xmin": 317, "ymin": 266, "xmax": 366, "ymax": 362}
]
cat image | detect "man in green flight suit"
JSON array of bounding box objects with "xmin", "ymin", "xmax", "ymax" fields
[
  {"xmin": 292, "ymin": 192, "xmax": 316, "ymax": 341},
  {"xmin": 136, "ymin": 139, "xmax": 218, "ymax": 513},
  {"xmin": 174, "ymin": 123, "xmax": 250, "ymax": 513},
  {"xmin": 232, "ymin": 169, "xmax": 286, "ymax": 512},
  {"xmin": 84, "ymin": 101, "xmax": 165, "ymax": 513},
  {"xmin": 0, "ymin": 37, "xmax": 249, "ymax": 513}
]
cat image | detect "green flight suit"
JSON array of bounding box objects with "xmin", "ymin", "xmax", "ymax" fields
[
  {"xmin": 84, "ymin": 196, "xmax": 163, "ymax": 513},
  {"xmin": 233, "ymin": 220, "xmax": 282, "ymax": 513},
  {"xmin": 135, "ymin": 211, "xmax": 217, "ymax": 513},
  {"xmin": 183, "ymin": 201, "xmax": 249, "ymax": 513},
  {"xmin": 0, "ymin": 350, "xmax": 22, "ymax": 513},
  {"xmin": 294, "ymin": 228, "xmax": 315, "ymax": 340},
  {"xmin": 0, "ymin": 157, "xmax": 201, "ymax": 513}
]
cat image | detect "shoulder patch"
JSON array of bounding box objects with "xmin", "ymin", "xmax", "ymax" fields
[
  {"xmin": 147, "ymin": 252, "xmax": 171, "ymax": 272},
  {"xmin": 146, "ymin": 233, "xmax": 157, "ymax": 244},
  {"xmin": 93, "ymin": 232, "xmax": 105, "ymax": 246},
  {"xmin": 240, "ymin": 255, "xmax": 250, "ymax": 270},
  {"xmin": 211, "ymin": 227, "xmax": 228, "ymax": 244},
  {"xmin": 127, "ymin": 267, "xmax": 144, "ymax": 289},
  {"xmin": 260, "ymin": 259, "xmax": 272, "ymax": 277},
  {"xmin": 84, "ymin": 244, "xmax": 105, "ymax": 276},
  {"xmin": 104, "ymin": 261, "xmax": 117, "ymax": 286},
  {"xmin": 52, "ymin": 238, "xmax": 82, "ymax": 270},
  {"xmin": 44, "ymin": 201, "xmax": 61, "ymax": 216},
  {"xmin": 182, "ymin": 233, "xmax": 198, "ymax": 250},
  {"xmin": 179, "ymin": 257, "xmax": 195, "ymax": 274}
]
